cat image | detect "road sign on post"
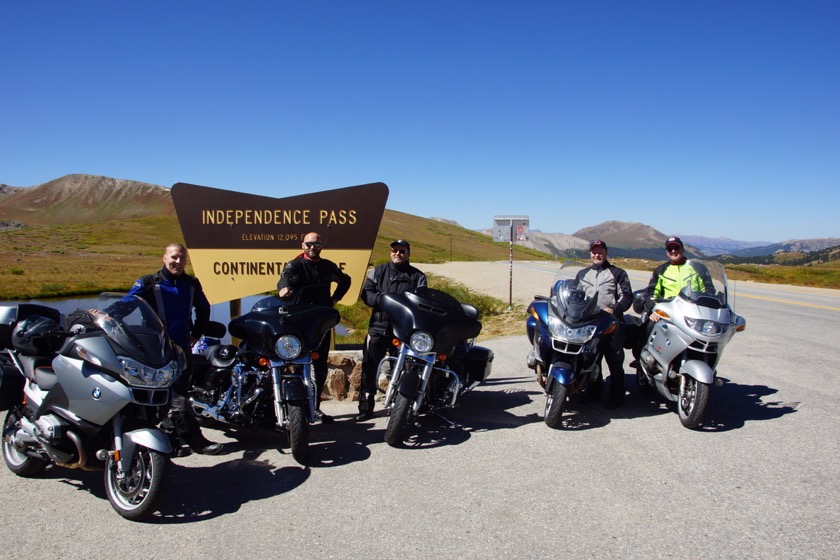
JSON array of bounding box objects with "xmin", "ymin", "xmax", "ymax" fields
[
  {"xmin": 171, "ymin": 182, "xmax": 388, "ymax": 305},
  {"xmin": 493, "ymin": 215, "xmax": 529, "ymax": 310}
]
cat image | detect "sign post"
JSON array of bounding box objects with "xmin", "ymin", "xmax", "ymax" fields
[{"xmin": 493, "ymin": 215, "xmax": 529, "ymax": 310}]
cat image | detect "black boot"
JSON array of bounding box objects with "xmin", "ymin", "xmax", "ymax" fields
[{"xmin": 355, "ymin": 393, "xmax": 376, "ymax": 422}]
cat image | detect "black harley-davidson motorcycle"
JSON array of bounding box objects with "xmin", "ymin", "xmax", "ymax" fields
[
  {"xmin": 379, "ymin": 288, "xmax": 493, "ymax": 447},
  {"xmin": 189, "ymin": 286, "xmax": 339, "ymax": 464},
  {"xmin": 1, "ymin": 295, "xmax": 184, "ymax": 521}
]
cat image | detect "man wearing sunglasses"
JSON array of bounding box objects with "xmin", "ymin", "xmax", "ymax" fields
[
  {"xmin": 355, "ymin": 239, "xmax": 427, "ymax": 422},
  {"xmin": 277, "ymin": 232, "xmax": 352, "ymax": 423}
]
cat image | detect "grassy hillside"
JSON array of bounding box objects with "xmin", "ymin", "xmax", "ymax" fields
[{"xmin": 0, "ymin": 210, "xmax": 546, "ymax": 299}]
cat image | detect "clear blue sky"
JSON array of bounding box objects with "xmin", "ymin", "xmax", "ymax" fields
[{"xmin": 2, "ymin": 1, "xmax": 838, "ymax": 243}]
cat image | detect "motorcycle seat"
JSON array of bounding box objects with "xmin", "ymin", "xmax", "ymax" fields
[{"xmin": 17, "ymin": 354, "xmax": 53, "ymax": 383}]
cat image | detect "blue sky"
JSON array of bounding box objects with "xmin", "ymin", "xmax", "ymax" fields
[{"xmin": 2, "ymin": 1, "xmax": 838, "ymax": 243}]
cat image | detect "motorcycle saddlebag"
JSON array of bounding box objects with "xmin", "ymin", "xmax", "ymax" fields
[{"xmin": 465, "ymin": 345, "xmax": 494, "ymax": 383}]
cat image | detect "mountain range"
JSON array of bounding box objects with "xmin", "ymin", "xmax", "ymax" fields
[{"xmin": 3, "ymin": 174, "xmax": 838, "ymax": 258}]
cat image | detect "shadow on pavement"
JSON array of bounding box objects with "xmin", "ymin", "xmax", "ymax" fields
[{"xmin": 693, "ymin": 377, "xmax": 799, "ymax": 432}]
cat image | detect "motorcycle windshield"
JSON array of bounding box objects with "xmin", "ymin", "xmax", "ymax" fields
[
  {"xmin": 550, "ymin": 279, "xmax": 600, "ymax": 323},
  {"xmin": 91, "ymin": 294, "xmax": 169, "ymax": 366},
  {"xmin": 676, "ymin": 260, "xmax": 729, "ymax": 309},
  {"xmin": 548, "ymin": 262, "xmax": 601, "ymax": 324}
]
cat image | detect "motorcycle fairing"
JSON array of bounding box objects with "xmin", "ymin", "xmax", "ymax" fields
[
  {"xmin": 229, "ymin": 299, "xmax": 340, "ymax": 355},
  {"xmin": 52, "ymin": 356, "xmax": 132, "ymax": 426},
  {"xmin": 379, "ymin": 289, "xmax": 482, "ymax": 354}
]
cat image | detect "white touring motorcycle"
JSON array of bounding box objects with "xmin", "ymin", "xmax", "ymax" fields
[
  {"xmin": 0, "ymin": 295, "xmax": 184, "ymax": 520},
  {"xmin": 630, "ymin": 260, "xmax": 746, "ymax": 429}
]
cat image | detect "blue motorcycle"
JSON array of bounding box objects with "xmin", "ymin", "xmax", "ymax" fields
[{"xmin": 525, "ymin": 264, "xmax": 617, "ymax": 428}]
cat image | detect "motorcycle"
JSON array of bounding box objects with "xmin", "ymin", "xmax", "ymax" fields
[
  {"xmin": 525, "ymin": 263, "xmax": 618, "ymax": 428},
  {"xmin": 629, "ymin": 259, "xmax": 746, "ymax": 429},
  {"xmin": 380, "ymin": 288, "xmax": 493, "ymax": 447},
  {"xmin": 0, "ymin": 295, "xmax": 184, "ymax": 521},
  {"xmin": 189, "ymin": 285, "xmax": 339, "ymax": 464}
]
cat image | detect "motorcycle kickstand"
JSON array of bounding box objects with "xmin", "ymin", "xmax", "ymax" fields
[{"xmin": 432, "ymin": 411, "xmax": 461, "ymax": 429}]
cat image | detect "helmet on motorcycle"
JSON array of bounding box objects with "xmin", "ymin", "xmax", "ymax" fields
[{"xmin": 12, "ymin": 315, "xmax": 60, "ymax": 355}]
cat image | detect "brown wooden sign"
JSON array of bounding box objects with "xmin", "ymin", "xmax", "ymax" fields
[{"xmin": 170, "ymin": 182, "xmax": 389, "ymax": 304}]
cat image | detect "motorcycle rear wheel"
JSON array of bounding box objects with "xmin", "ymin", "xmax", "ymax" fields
[
  {"xmin": 678, "ymin": 376, "xmax": 710, "ymax": 429},
  {"xmin": 104, "ymin": 445, "xmax": 170, "ymax": 521},
  {"xmin": 384, "ymin": 393, "xmax": 411, "ymax": 447},
  {"xmin": 287, "ymin": 402, "xmax": 309, "ymax": 464},
  {"xmin": 544, "ymin": 383, "xmax": 568, "ymax": 429},
  {"xmin": 2, "ymin": 407, "xmax": 49, "ymax": 477}
]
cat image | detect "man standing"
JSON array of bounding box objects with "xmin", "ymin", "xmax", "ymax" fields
[
  {"xmin": 643, "ymin": 236, "xmax": 710, "ymax": 318},
  {"xmin": 355, "ymin": 239, "xmax": 427, "ymax": 422},
  {"xmin": 277, "ymin": 232, "xmax": 352, "ymax": 423},
  {"xmin": 127, "ymin": 242, "xmax": 223, "ymax": 455},
  {"xmin": 630, "ymin": 236, "xmax": 712, "ymax": 364},
  {"xmin": 575, "ymin": 240, "xmax": 633, "ymax": 409}
]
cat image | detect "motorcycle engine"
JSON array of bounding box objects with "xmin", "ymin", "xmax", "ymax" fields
[{"xmin": 33, "ymin": 414, "xmax": 66, "ymax": 443}]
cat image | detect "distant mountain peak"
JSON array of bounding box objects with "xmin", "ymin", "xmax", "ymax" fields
[{"xmin": 0, "ymin": 174, "xmax": 174, "ymax": 225}]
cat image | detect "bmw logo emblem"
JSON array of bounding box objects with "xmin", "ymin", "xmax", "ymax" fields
[{"xmin": 92, "ymin": 388, "xmax": 101, "ymax": 399}]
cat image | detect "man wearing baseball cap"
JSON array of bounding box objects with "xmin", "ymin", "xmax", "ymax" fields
[
  {"xmin": 630, "ymin": 236, "xmax": 711, "ymax": 366},
  {"xmin": 355, "ymin": 239, "xmax": 427, "ymax": 421},
  {"xmin": 575, "ymin": 240, "xmax": 633, "ymax": 409}
]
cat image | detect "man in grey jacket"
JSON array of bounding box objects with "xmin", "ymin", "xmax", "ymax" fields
[{"xmin": 575, "ymin": 240, "xmax": 633, "ymax": 409}]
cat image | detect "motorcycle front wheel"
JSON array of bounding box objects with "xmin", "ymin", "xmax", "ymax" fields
[
  {"xmin": 544, "ymin": 383, "xmax": 568, "ymax": 429},
  {"xmin": 2, "ymin": 406, "xmax": 49, "ymax": 477},
  {"xmin": 286, "ymin": 401, "xmax": 309, "ymax": 464},
  {"xmin": 677, "ymin": 375, "xmax": 710, "ymax": 429},
  {"xmin": 384, "ymin": 393, "xmax": 411, "ymax": 447},
  {"xmin": 104, "ymin": 445, "xmax": 170, "ymax": 521}
]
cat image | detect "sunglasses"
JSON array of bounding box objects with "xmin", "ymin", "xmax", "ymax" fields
[
  {"xmin": 304, "ymin": 242, "xmax": 322, "ymax": 248},
  {"xmin": 390, "ymin": 248, "xmax": 407, "ymax": 255},
  {"xmin": 667, "ymin": 246, "xmax": 683, "ymax": 252}
]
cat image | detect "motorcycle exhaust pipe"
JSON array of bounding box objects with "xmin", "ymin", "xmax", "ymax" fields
[{"xmin": 55, "ymin": 430, "xmax": 91, "ymax": 470}]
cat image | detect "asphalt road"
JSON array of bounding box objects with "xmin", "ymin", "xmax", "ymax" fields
[{"xmin": 1, "ymin": 261, "xmax": 838, "ymax": 559}]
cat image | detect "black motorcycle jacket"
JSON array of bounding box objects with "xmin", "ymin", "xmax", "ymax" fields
[
  {"xmin": 362, "ymin": 261, "xmax": 427, "ymax": 335},
  {"xmin": 277, "ymin": 254, "xmax": 352, "ymax": 306}
]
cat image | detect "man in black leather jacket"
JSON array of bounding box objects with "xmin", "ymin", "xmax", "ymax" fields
[
  {"xmin": 277, "ymin": 232, "xmax": 352, "ymax": 423},
  {"xmin": 355, "ymin": 240, "xmax": 427, "ymax": 422}
]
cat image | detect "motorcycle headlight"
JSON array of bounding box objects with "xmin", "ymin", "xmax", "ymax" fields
[
  {"xmin": 119, "ymin": 357, "xmax": 179, "ymax": 387},
  {"xmin": 547, "ymin": 316, "xmax": 597, "ymax": 342},
  {"xmin": 684, "ymin": 317, "xmax": 728, "ymax": 336},
  {"xmin": 275, "ymin": 335, "xmax": 302, "ymax": 360},
  {"xmin": 409, "ymin": 331, "xmax": 434, "ymax": 353}
]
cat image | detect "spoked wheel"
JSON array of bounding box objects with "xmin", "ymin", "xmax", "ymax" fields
[
  {"xmin": 677, "ymin": 375, "xmax": 710, "ymax": 429},
  {"xmin": 2, "ymin": 407, "xmax": 49, "ymax": 477},
  {"xmin": 544, "ymin": 383, "xmax": 568, "ymax": 429},
  {"xmin": 104, "ymin": 445, "xmax": 170, "ymax": 521},
  {"xmin": 286, "ymin": 401, "xmax": 310, "ymax": 464},
  {"xmin": 384, "ymin": 393, "xmax": 412, "ymax": 447}
]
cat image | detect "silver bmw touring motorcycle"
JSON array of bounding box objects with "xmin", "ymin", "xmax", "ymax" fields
[{"xmin": 0, "ymin": 295, "xmax": 184, "ymax": 520}]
